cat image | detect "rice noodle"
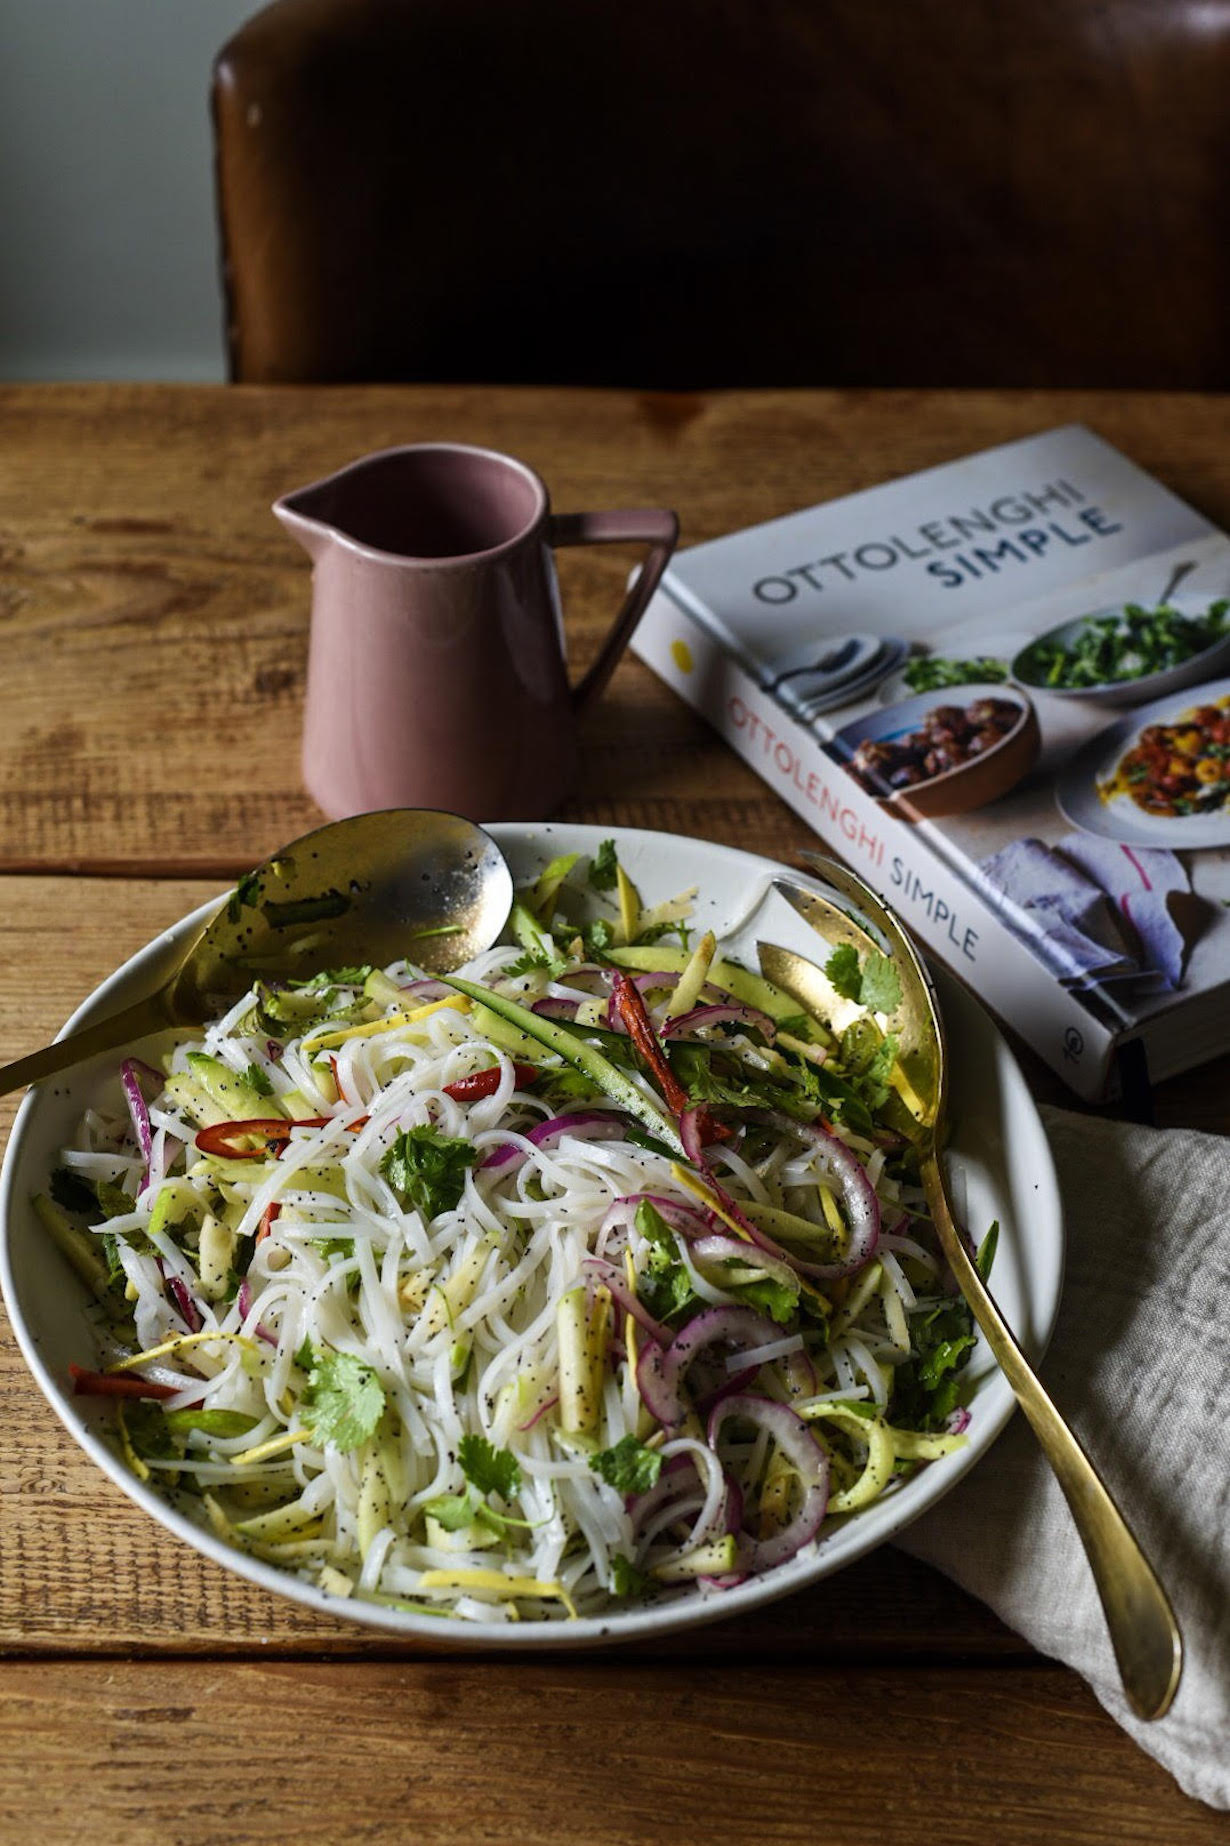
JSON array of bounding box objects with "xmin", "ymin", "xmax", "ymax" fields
[{"xmin": 51, "ymin": 861, "xmax": 975, "ymax": 1623}]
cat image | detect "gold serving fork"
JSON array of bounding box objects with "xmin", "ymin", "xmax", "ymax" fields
[{"xmin": 757, "ymin": 851, "xmax": 1182, "ymax": 1722}]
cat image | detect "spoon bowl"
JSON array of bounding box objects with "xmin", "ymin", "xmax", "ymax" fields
[
  {"xmin": 759, "ymin": 851, "xmax": 1183, "ymax": 1724},
  {"xmin": 0, "ymin": 809, "xmax": 514, "ymax": 1099}
]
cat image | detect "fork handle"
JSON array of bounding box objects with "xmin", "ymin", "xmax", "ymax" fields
[
  {"xmin": 922, "ymin": 1154, "xmax": 1182, "ymax": 1722},
  {"xmin": 0, "ymin": 991, "xmax": 177, "ymax": 1098}
]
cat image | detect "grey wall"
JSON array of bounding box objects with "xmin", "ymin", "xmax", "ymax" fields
[{"xmin": 1, "ymin": 1, "xmax": 259, "ymax": 380}]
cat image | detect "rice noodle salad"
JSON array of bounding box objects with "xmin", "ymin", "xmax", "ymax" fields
[{"xmin": 40, "ymin": 841, "xmax": 992, "ymax": 1626}]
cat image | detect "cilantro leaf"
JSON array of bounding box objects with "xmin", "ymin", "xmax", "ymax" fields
[
  {"xmin": 508, "ymin": 903, "xmax": 569, "ymax": 979},
  {"xmin": 507, "ymin": 944, "xmax": 569, "ymax": 980},
  {"xmin": 582, "ymin": 916, "xmax": 615, "ymax": 957},
  {"xmin": 824, "ymin": 943, "xmax": 862, "ymax": 1000},
  {"xmin": 458, "ymin": 1433, "xmax": 522, "ymax": 1501},
  {"xmin": 733, "ymin": 1273, "xmax": 799, "ymax": 1326},
  {"xmin": 49, "ymin": 1167, "xmax": 99, "ymax": 1215},
  {"xmin": 242, "ymin": 1062, "xmax": 275, "ymax": 1097},
  {"xmin": 96, "ymin": 1180, "xmax": 137, "ymax": 1219},
  {"xmin": 300, "ymin": 1347, "xmax": 386, "ymax": 1451},
  {"xmin": 825, "ymin": 943, "xmax": 902, "ymax": 1013},
  {"xmin": 806, "ymin": 1061, "xmax": 876, "ymax": 1137},
  {"xmin": 634, "ymin": 1201, "xmax": 701, "ymax": 1324},
  {"xmin": 860, "ymin": 951, "xmax": 903, "ymax": 1015},
  {"xmin": 227, "ymin": 870, "xmax": 261, "ymax": 923},
  {"xmin": 611, "ymin": 1554, "xmax": 651, "ymax": 1598},
  {"xmin": 120, "ymin": 1399, "xmax": 185, "ymax": 1463},
  {"xmin": 423, "ymin": 1486, "xmax": 484, "ymax": 1532},
  {"xmin": 589, "ymin": 839, "xmax": 619, "ymax": 891},
  {"xmin": 634, "ymin": 1199, "xmax": 674, "ymax": 1249},
  {"xmin": 890, "ymin": 1299, "xmax": 977, "ymax": 1431},
  {"xmin": 590, "ymin": 1435, "xmax": 664, "ymax": 1495},
  {"xmin": 380, "ymin": 1126, "xmax": 476, "ymax": 1219},
  {"xmin": 851, "ymin": 1031, "xmax": 899, "ymax": 1112}
]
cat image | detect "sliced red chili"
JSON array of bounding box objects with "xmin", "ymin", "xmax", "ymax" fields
[
  {"xmin": 256, "ymin": 1200, "xmax": 282, "ymax": 1244},
  {"xmin": 693, "ymin": 1103, "xmax": 735, "ymax": 1147},
  {"xmin": 612, "ymin": 974, "xmax": 691, "ymax": 1116},
  {"xmin": 195, "ymin": 1118, "xmax": 295, "ymax": 1159},
  {"xmin": 69, "ymin": 1364, "xmax": 183, "ymax": 1401},
  {"xmin": 194, "ymin": 1116, "xmax": 335, "ymax": 1159},
  {"xmin": 443, "ymin": 1061, "xmax": 540, "ymax": 1102}
]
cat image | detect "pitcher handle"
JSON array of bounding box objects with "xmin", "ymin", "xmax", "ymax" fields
[{"xmin": 547, "ymin": 509, "xmax": 679, "ymax": 715}]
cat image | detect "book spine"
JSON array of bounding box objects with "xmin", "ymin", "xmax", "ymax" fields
[{"xmin": 633, "ymin": 589, "xmax": 1119, "ymax": 1101}]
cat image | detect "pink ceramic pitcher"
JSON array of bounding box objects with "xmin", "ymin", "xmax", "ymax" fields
[{"xmin": 275, "ymin": 443, "xmax": 678, "ymax": 820}]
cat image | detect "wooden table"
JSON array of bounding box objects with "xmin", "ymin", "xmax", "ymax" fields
[{"xmin": 1, "ymin": 385, "xmax": 1225, "ymax": 1843}]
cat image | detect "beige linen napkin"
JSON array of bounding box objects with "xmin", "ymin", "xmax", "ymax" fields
[{"xmin": 896, "ymin": 1105, "xmax": 1230, "ymax": 1809}]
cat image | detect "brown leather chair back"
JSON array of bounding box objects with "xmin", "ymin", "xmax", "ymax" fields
[{"xmin": 213, "ymin": 0, "xmax": 1230, "ymax": 387}]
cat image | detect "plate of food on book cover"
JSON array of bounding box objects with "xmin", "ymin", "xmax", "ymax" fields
[
  {"xmin": 1056, "ymin": 675, "xmax": 1230, "ymax": 848},
  {"xmin": 0, "ymin": 824, "xmax": 1063, "ymax": 1647},
  {"xmin": 829, "ymin": 686, "xmax": 1041, "ymax": 821},
  {"xmin": 1013, "ymin": 595, "xmax": 1230, "ymax": 708}
]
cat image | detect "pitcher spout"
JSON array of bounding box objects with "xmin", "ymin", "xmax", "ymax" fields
[{"xmin": 273, "ymin": 483, "xmax": 337, "ymax": 563}]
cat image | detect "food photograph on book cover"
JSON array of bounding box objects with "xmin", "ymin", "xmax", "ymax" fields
[
  {"xmin": 821, "ymin": 583, "xmax": 1229, "ymax": 1018},
  {"xmin": 631, "ymin": 425, "xmax": 1230, "ymax": 1095}
]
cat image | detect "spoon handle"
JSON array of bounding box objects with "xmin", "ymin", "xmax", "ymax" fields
[
  {"xmin": 0, "ymin": 991, "xmax": 176, "ymax": 1098},
  {"xmin": 922, "ymin": 1154, "xmax": 1182, "ymax": 1722}
]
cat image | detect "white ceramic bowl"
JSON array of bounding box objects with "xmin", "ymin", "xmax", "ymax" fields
[
  {"xmin": 1011, "ymin": 594, "xmax": 1230, "ymax": 707},
  {"xmin": 0, "ymin": 824, "xmax": 1064, "ymax": 1648}
]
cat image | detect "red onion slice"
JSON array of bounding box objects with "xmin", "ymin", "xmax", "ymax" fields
[
  {"xmin": 531, "ymin": 996, "xmax": 580, "ymax": 1020},
  {"xmin": 746, "ymin": 1109, "xmax": 881, "ymax": 1280},
  {"xmin": 689, "ymin": 1234, "xmax": 798, "ymax": 1293},
  {"xmin": 236, "ymin": 1278, "xmax": 278, "ymax": 1346},
  {"xmin": 708, "ymin": 1393, "xmax": 830, "ymax": 1572},
  {"xmin": 166, "ymin": 1274, "xmax": 203, "ymax": 1333},
  {"xmin": 660, "ymin": 1002, "xmax": 777, "ymax": 1043},
  {"xmin": 518, "ymin": 1393, "xmax": 560, "ymax": 1432},
  {"xmin": 400, "ymin": 978, "xmax": 454, "ymax": 1002},
  {"xmin": 637, "ymin": 1304, "xmax": 784, "ymax": 1426},
  {"xmin": 626, "ymin": 1451, "xmax": 699, "ymax": 1525},
  {"xmin": 692, "ymin": 1112, "xmax": 879, "ymax": 1283},
  {"xmin": 603, "ymin": 1192, "xmax": 714, "ymax": 1240},
  {"xmin": 480, "ymin": 1110, "xmax": 627, "ymax": 1173},
  {"xmin": 582, "ymin": 1255, "xmax": 672, "ymax": 1349},
  {"xmin": 678, "ymin": 1107, "xmax": 709, "ymax": 1168},
  {"xmin": 120, "ymin": 1059, "xmax": 154, "ymax": 1163}
]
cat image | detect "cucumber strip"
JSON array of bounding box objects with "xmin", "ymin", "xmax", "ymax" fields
[
  {"xmin": 31, "ymin": 1192, "xmax": 115, "ymax": 1304},
  {"xmin": 524, "ymin": 852, "xmax": 580, "ymax": 920},
  {"xmin": 509, "ymin": 901, "xmax": 560, "ymax": 964},
  {"xmin": 440, "ymin": 976, "xmax": 684, "ymax": 1156},
  {"xmin": 187, "ymin": 1052, "xmax": 286, "ymax": 1121},
  {"xmin": 606, "ymin": 944, "xmax": 811, "ymax": 1025}
]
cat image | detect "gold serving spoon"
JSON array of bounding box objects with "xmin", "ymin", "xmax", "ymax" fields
[
  {"xmin": 0, "ymin": 810, "xmax": 514, "ymax": 1099},
  {"xmin": 758, "ymin": 851, "xmax": 1182, "ymax": 1723}
]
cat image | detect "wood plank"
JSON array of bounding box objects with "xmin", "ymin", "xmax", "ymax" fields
[
  {"xmin": 0, "ymin": 1659, "xmax": 1218, "ymax": 1846},
  {"xmin": 3, "ymin": 384, "xmax": 1230, "ymax": 873}
]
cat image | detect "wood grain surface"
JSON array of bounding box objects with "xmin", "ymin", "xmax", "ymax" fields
[
  {"xmin": 1, "ymin": 386, "xmax": 1226, "ymax": 1842},
  {"xmin": 0, "ymin": 1659, "xmax": 1217, "ymax": 1846},
  {"xmin": 2, "ymin": 383, "xmax": 1230, "ymax": 875}
]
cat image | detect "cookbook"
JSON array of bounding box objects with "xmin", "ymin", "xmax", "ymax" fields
[{"xmin": 631, "ymin": 425, "xmax": 1230, "ymax": 1099}]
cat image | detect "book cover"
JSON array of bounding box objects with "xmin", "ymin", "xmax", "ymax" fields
[{"xmin": 631, "ymin": 425, "xmax": 1230, "ymax": 1099}]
